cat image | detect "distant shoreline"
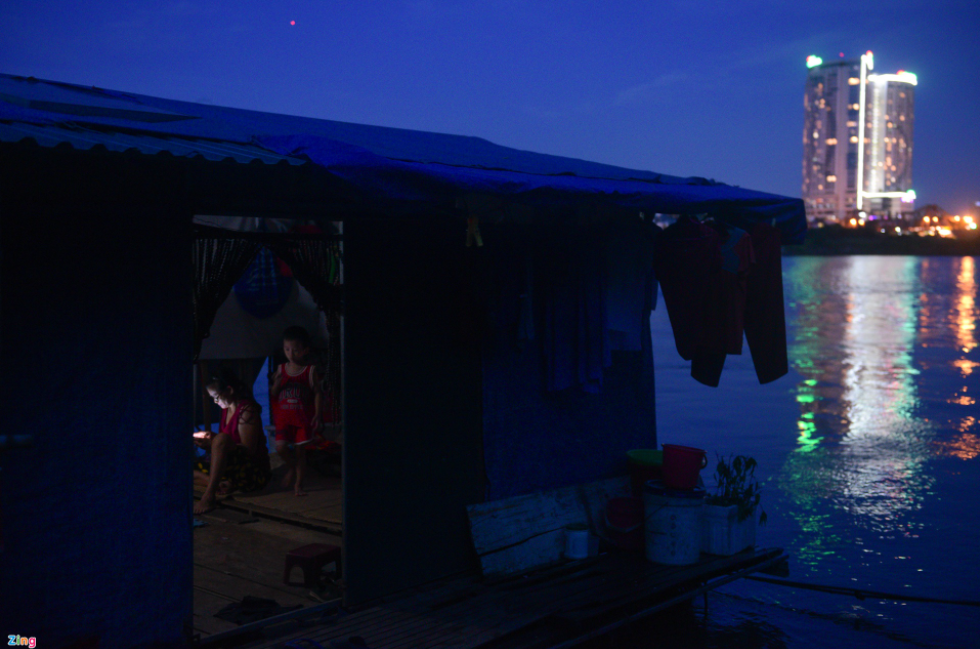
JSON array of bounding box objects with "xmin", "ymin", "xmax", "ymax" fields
[{"xmin": 783, "ymin": 227, "xmax": 980, "ymax": 256}]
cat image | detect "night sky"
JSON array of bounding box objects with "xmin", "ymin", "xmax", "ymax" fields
[{"xmin": 2, "ymin": 1, "xmax": 977, "ymax": 213}]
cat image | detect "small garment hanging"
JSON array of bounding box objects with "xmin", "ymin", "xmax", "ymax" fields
[
  {"xmin": 743, "ymin": 221, "xmax": 788, "ymax": 384},
  {"xmin": 690, "ymin": 220, "xmax": 754, "ymax": 386},
  {"xmin": 655, "ymin": 215, "xmax": 725, "ymax": 365}
]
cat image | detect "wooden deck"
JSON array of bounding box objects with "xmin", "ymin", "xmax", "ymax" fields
[
  {"xmin": 193, "ymin": 473, "xmax": 786, "ymax": 648},
  {"xmin": 198, "ymin": 455, "xmax": 343, "ymax": 534},
  {"xmin": 200, "ymin": 546, "xmax": 786, "ymax": 649},
  {"xmin": 192, "ymin": 506, "xmax": 343, "ymax": 639},
  {"xmin": 192, "ymin": 452, "xmax": 344, "ymax": 640}
]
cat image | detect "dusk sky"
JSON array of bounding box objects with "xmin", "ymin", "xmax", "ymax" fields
[{"xmin": 2, "ymin": 1, "xmax": 977, "ymax": 213}]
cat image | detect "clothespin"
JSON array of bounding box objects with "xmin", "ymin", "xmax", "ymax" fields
[{"xmin": 466, "ymin": 216, "xmax": 483, "ymax": 247}]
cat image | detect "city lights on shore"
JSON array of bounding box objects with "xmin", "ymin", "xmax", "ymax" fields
[
  {"xmin": 903, "ymin": 213, "xmax": 978, "ymax": 237},
  {"xmin": 842, "ymin": 211, "xmax": 977, "ymax": 238}
]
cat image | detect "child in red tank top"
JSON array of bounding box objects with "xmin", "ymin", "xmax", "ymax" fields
[{"xmin": 271, "ymin": 326, "xmax": 322, "ymax": 496}]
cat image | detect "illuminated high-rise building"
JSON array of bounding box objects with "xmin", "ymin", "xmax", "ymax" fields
[{"xmin": 802, "ymin": 52, "xmax": 916, "ymax": 224}]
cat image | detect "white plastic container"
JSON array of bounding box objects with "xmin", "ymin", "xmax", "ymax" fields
[
  {"xmin": 643, "ymin": 480, "xmax": 704, "ymax": 565},
  {"xmin": 702, "ymin": 503, "xmax": 756, "ymax": 555},
  {"xmin": 563, "ymin": 523, "xmax": 590, "ymax": 559}
]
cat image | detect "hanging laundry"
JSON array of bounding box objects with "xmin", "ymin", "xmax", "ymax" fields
[
  {"xmin": 539, "ymin": 222, "xmax": 610, "ymax": 393},
  {"xmin": 655, "ymin": 215, "xmax": 724, "ymax": 364},
  {"xmin": 743, "ymin": 222, "xmax": 789, "ymax": 384},
  {"xmin": 491, "ymin": 213, "xmax": 660, "ymax": 394},
  {"xmin": 690, "ymin": 221, "xmax": 755, "ymax": 386},
  {"xmin": 657, "ymin": 215, "xmax": 791, "ymax": 387},
  {"xmin": 604, "ymin": 215, "xmax": 659, "ymax": 352}
]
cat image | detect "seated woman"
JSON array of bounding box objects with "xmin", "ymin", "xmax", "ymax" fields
[{"xmin": 194, "ymin": 369, "xmax": 272, "ymax": 514}]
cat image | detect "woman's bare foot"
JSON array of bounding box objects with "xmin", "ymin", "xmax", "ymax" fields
[
  {"xmin": 194, "ymin": 494, "xmax": 216, "ymax": 514},
  {"xmin": 281, "ymin": 469, "xmax": 295, "ymax": 489},
  {"xmin": 294, "ymin": 485, "xmax": 308, "ymax": 497}
]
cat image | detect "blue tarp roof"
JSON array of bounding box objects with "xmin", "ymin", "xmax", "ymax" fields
[{"xmin": 0, "ymin": 74, "xmax": 806, "ymax": 242}]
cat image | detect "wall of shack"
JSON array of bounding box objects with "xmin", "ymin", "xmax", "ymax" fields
[{"xmin": 0, "ymin": 160, "xmax": 194, "ymax": 646}]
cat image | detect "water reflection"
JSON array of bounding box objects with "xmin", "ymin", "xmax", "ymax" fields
[
  {"xmin": 955, "ymin": 256, "xmax": 977, "ymax": 357},
  {"xmin": 836, "ymin": 258, "xmax": 933, "ymax": 532},
  {"xmin": 781, "ymin": 258, "xmax": 942, "ymax": 566},
  {"xmin": 943, "ymin": 258, "xmax": 979, "ymax": 449},
  {"xmin": 917, "ymin": 257, "xmax": 978, "ymax": 378},
  {"xmin": 780, "ymin": 256, "xmax": 980, "ymax": 572},
  {"xmin": 933, "ymin": 432, "xmax": 980, "ymax": 460}
]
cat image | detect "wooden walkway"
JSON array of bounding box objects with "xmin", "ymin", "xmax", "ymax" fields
[
  {"xmin": 198, "ymin": 457, "xmax": 343, "ymax": 534},
  {"xmin": 192, "ymin": 452, "xmax": 344, "ymax": 640},
  {"xmin": 209, "ymin": 547, "xmax": 786, "ymax": 649},
  {"xmin": 192, "ymin": 507, "xmax": 343, "ymax": 639}
]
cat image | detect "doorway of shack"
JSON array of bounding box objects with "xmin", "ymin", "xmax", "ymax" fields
[{"xmin": 189, "ymin": 220, "xmax": 345, "ymax": 639}]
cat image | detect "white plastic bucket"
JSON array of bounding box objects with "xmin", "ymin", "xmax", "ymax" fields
[
  {"xmin": 563, "ymin": 523, "xmax": 590, "ymax": 559},
  {"xmin": 702, "ymin": 503, "xmax": 756, "ymax": 555},
  {"xmin": 643, "ymin": 480, "xmax": 704, "ymax": 565}
]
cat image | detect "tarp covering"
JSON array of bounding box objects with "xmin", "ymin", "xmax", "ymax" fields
[{"xmin": 0, "ymin": 73, "xmax": 806, "ymax": 243}]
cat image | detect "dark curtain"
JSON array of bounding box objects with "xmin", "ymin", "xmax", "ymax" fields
[
  {"xmin": 192, "ymin": 234, "xmax": 262, "ymax": 360},
  {"xmin": 265, "ymin": 238, "xmax": 343, "ymax": 314}
]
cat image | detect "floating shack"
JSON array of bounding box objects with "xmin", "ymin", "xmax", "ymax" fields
[{"xmin": 0, "ymin": 73, "xmax": 804, "ymax": 647}]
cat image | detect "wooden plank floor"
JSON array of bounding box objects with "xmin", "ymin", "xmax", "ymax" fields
[
  {"xmin": 195, "ymin": 459, "xmax": 343, "ymax": 533},
  {"xmin": 192, "ymin": 507, "xmax": 342, "ymax": 639},
  {"xmin": 232, "ymin": 547, "xmax": 786, "ymax": 649}
]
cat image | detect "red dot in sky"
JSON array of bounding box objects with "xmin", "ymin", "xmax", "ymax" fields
[{"xmin": 290, "ymin": 20, "xmax": 296, "ymax": 26}]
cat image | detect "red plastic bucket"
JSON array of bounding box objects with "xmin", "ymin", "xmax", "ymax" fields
[
  {"xmin": 661, "ymin": 444, "xmax": 707, "ymax": 490},
  {"xmin": 604, "ymin": 496, "xmax": 644, "ymax": 550}
]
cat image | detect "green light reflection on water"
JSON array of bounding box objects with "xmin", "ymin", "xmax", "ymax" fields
[
  {"xmin": 796, "ymin": 420, "xmax": 823, "ymax": 451},
  {"xmin": 779, "ymin": 257, "xmax": 938, "ymax": 570}
]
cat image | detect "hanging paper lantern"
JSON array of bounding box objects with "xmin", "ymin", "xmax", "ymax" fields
[{"xmin": 233, "ymin": 246, "xmax": 294, "ymax": 318}]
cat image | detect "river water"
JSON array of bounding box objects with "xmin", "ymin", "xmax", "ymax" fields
[{"xmin": 596, "ymin": 256, "xmax": 980, "ymax": 649}]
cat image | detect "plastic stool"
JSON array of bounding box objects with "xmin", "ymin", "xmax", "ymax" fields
[{"xmin": 284, "ymin": 543, "xmax": 342, "ymax": 587}]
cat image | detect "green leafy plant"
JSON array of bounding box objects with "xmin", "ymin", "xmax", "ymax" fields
[{"xmin": 705, "ymin": 454, "xmax": 767, "ymax": 525}]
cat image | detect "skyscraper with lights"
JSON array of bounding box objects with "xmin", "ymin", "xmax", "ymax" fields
[{"xmin": 802, "ymin": 52, "xmax": 916, "ymax": 224}]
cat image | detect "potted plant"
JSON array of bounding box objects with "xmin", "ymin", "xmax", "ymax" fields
[{"xmin": 702, "ymin": 454, "xmax": 767, "ymax": 555}]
